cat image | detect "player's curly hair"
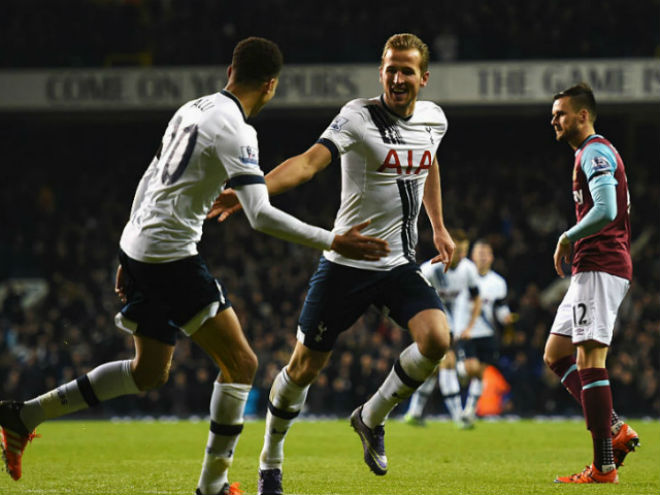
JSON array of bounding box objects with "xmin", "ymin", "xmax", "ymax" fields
[
  {"xmin": 381, "ymin": 33, "xmax": 430, "ymax": 73},
  {"xmin": 231, "ymin": 37, "xmax": 283, "ymax": 87},
  {"xmin": 553, "ymin": 82, "xmax": 597, "ymax": 122}
]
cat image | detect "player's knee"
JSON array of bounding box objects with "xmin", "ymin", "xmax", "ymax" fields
[
  {"xmin": 422, "ymin": 329, "xmax": 451, "ymax": 361},
  {"xmin": 238, "ymin": 348, "xmax": 258, "ymax": 382},
  {"xmin": 542, "ymin": 351, "xmax": 555, "ymax": 369},
  {"xmin": 223, "ymin": 347, "xmax": 258, "ymax": 384},
  {"xmin": 464, "ymin": 359, "xmax": 479, "ymax": 376},
  {"xmin": 286, "ymin": 360, "xmax": 321, "ymax": 387},
  {"xmin": 133, "ymin": 365, "xmax": 170, "ymax": 391},
  {"xmin": 440, "ymin": 349, "xmax": 456, "ymax": 368}
]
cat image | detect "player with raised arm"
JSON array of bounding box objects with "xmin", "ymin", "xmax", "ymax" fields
[
  {"xmin": 458, "ymin": 239, "xmax": 515, "ymax": 428},
  {"xmin": 209, "ymin": 33, "xmax": 454, "ymax": 495},
  {"xmin": 545, "ymin": 82, "xmax": 638, "ymax": 484},
  {"xmin": 0, "ymin": 37, "xmax": 388, "ymax": 495},
  {"xmin": 403, "ymin": 229, "xmax": 481, "ymax": 428}
]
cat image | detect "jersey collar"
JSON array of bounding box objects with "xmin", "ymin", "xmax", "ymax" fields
[
  {"xmin": 221, "ymin": 89, "xmax": 248, "ymax": 122},
  {"xmin": 574, "ymin": 133, "xmax": 601, "ymax": 155},
  {"xmin": 379, "ymin": 94, "xmax": 413, "ymax": 121}
]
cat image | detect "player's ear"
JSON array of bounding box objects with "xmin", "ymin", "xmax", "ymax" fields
[
  {"xmin": 263, "ymin": 77, "xmax": 278, "ymax": 96},
  {"xmin": 227, "ymin": 65, "xmax": 233, "ymax": 80},
  {"xmin": 578, "ymin": 107, "xmax": 590, "ymax": 124},
  {"xmin": 420, "ymin": 70, "xmax": 430, "ymax": 88}
]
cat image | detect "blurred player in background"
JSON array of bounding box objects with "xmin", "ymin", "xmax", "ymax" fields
[
  {"xmin": 403, "ymin": 228, "xmax": 481, "ymax": 428},
  {"xmin": 545, "ymin": 82, "xmax": 638, "ymax": 484},
  {"xmin": 209, "ymin": 32, "xmax": 454, "ymax": 495},
  {"xmin": 0, "ymin": 37, "xmax": 388, "ymax": 495},
  {"xmin": 458, "ymin": 239, "xmax": 515, "ymax": 428}
]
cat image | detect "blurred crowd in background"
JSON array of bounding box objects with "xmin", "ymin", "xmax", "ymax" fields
[
  {"xmin": 1, "ymin": 110, "xmax": 658, "ymax": 420},
  {"xmin": 0, "ymin": 0, "xmax": 658, "ymax": 421},
  {"xmin": 1, "ymin": 0, "xmax": 659, "ymax": 68}
]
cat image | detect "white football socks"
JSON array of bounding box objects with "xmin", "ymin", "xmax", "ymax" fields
[
  {"xmin": 20, "ymin": 360, "xmax": 139, "ymax": 431},
  {"xmin": 405, "ymin": 373, "xmax": 436, "ymax": 418},
  {"xmin": 362, "ymin": 343, "xmax": 438, "ymax": 428},
  {"xmin": 197, "ymin": 381, "xmax": 250, "ymax": 495},
  {"xmin": 462, "ymin": 378, "xmax": 483, "ymax": 421},
  {"xmin": 260, "ymin": 368, "xmax": 309, "ymax": 470},
  {"xmin": 439, "ymin": 368, "xmax": 462, "ymax": 422}
]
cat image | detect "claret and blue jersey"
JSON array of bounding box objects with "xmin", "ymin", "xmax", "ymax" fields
[{"xmin": 572, "ymin": 134, "xmax": 632, "ymax": 280}]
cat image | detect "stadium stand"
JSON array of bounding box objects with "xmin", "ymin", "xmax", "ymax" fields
[{"xmin": 0, "ymin": 0, "xmax": 658, "ymax": 420}]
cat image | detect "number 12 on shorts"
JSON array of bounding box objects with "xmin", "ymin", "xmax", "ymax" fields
[{"xmin": 572, "ymin": 302, "xmax": 590, "ymax": 327}]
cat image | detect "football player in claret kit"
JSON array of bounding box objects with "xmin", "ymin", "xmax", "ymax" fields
[
  {"xmin": 403, "ymin": 229, "xmax": 481, "ymax": 428},
  {"xmin": 545, "ymin": 82, "xmax": 639, "ymax": 484},
  {"xmin": 0, "ymin": 37, "xmax": 389, "ymax": 495},
  {"xmin": 209, "ymin": 33, "xmax": 455, "ymax": 495}
]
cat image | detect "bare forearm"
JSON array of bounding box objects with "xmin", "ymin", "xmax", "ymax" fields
[
  {"xmin": 423, "ymin": 158, "xmax": 446, "ymax": 231},
  {"xmin": 265, "ymin": 143, "xmax": 332, "ymax": 196}
]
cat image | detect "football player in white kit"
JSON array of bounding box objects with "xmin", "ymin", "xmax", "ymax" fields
[
  {"xmin": 209, "ymin": 33, "xmax": 455, "ymax": 495},
  {"xmin": 0, "ymin": 38, "xmax": 389, "ymax": 495},
  {"xmin": 403, "ymin": 229, "xmax": 481, "ymax": 427},
  {"xmin": 458, "ymin": 239, "xmax": 514, "ymax": 428}
]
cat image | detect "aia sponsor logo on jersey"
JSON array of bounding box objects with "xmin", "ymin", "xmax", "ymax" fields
[{"xmin": 377, "ymin": 149, "xmax": 432, "ymax": 174}]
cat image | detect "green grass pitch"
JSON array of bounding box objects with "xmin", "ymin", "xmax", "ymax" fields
[{"xmin": 1, "ymin": 417, "xmax": 658, "ymax": 495}]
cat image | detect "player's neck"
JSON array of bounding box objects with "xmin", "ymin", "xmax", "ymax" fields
[
  {"xmin": 223, "ymin": 84, "xmax": 260, "ymax": 118},
  {"xmin": 570, "ymin": 128, "xmax": 596, "ymax": 151}
]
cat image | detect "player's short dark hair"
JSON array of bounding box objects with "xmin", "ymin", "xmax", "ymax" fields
[
  {"xmin": 553, "ymin": 82, "xmax": 597, "ymax": 122},
  {"xmin": 382, "ymin": 33, "xmax": 430, "ymax": 73},
  {"xmin": 231, "ymin": 37, "xmax": 283, "ymax": 86}
]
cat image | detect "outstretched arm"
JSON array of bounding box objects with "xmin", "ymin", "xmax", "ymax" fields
[
  {"xmin": 207, "ymin": 143, "xmax": 333, "ymax": 222},
  {"xmin": 265, "ymin": 142, "xmax": 333, "ymax": 195},
  {"xmin": 234, "ymin": 181, "xmax": 389, "ymax": 261},
  {"xmin": 423, "ymin": 157, "xmax": 455, "ymax": 271}
]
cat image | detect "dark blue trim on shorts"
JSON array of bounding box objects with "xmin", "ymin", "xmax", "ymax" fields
[{"xmin": 227, "ymin": 174, "xmax": 266, "ymax": 188}]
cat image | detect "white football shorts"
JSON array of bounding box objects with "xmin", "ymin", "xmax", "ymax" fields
[{"xmin": 550, "ymin": 271, "xmax": 630, "ymax": 345}]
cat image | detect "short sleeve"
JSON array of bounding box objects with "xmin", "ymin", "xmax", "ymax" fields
[
  {"xmin": 318, "ymin": 100, "xmax": 365, "ymax": 155},
  {"xmin": 466, "ymin": 262, "xmax": 480, "ymax": 290},
  {"xmin": 214, "ymin": 121, "xmax": 265, "ymax": 187},
  {"xmin": 581, "ymin": 143, "xmax": 618, "ymax": 188}
]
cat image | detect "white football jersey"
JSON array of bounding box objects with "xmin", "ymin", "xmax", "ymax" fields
[
  {"xmin": 319, "ymin": 96, "xmax": 448, "ymax": 270},
  {"xmin": 470, "ymin": 270, "xmax": 511, "ymax": 339},
  {"xmin": 120, "ymin": 90, "xmax": 265, "ymax": 262},
  {"xmin": 421, "ymin": 257, "xmax": 479, "ymax": 332}
]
